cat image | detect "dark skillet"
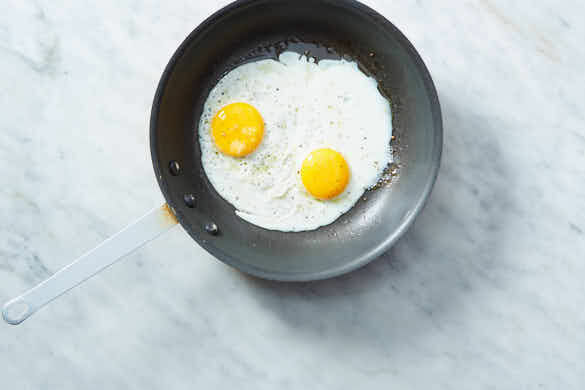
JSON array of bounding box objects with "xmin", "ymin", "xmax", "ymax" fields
[{"xmin": 150, "ymin": 0, "xmax": 442, "ymax": 281}]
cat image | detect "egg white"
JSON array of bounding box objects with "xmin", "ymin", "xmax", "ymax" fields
[{"xmin": 199, "ymin": 51, "xmax": 392, "ymax": 232}]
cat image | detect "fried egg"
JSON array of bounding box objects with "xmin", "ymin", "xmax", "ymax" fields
[{"xmin": 199, "ymin": 51, "xmax": 392, "ymax": 232}]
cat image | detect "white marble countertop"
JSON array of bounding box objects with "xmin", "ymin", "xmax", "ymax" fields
[{"xmin": 1, "ymin": 0, "xmax": 584, "ymax": 388}]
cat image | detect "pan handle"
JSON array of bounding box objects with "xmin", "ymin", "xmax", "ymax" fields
[{"xmin": 2, "ymin": 204, "xmax": 178, "ymax": 325}]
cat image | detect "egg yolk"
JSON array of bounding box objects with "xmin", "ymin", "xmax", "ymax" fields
[
  {"xmin": 211, "ymin": 102, "xmax": 264, "ymax": 157},
  {"xmin": 301, "ymin": 148, "xmax": 350, "ymax": 200}
]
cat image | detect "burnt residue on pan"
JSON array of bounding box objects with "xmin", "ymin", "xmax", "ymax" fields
[{"xmin": 160, "ymin": 203, "xmax": 179, "ymax": 226}]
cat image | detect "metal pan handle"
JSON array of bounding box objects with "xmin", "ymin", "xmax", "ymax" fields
[{"xmin": 2, "ymin": 204, "xmax": 178, "ymax": 325}]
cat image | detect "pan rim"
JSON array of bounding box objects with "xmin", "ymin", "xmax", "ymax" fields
[{"xmin": 150, "ymin": 0, "xmax": 443, "ymax": 281}]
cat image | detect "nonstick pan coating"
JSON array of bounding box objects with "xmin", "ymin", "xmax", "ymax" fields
[{"xmin": 150, "ymin": 0, "xmax": 442, "ymax": 281}]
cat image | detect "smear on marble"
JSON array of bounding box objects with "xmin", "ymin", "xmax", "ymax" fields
[{"xmin": 479, "ymin": 0, "xmax": 560, "ymax": 62}]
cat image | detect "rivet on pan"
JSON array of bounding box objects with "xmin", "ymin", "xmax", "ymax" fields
[
  {"xmin": 204, "ymin": 222, "xmax": 219, "ymax": 235},
  {"xmin": 169, "ymin": 160, "xmax": 181, "ymax": 176},
  {"xmin": 183, "ymin": 193, "xmax": 196, "ymax": 208}
]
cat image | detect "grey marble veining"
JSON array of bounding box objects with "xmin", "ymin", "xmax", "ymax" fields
[{"xmin": 1, "ymin": 0, "xmax": 584, "ymax": 388}]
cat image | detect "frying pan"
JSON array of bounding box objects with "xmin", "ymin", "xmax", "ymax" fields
[{"xmin": 2, "ymin": 0, "xmax": 442, "ymax": 325}]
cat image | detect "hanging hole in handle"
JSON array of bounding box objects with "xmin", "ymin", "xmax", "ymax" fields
[{"xmin": 2, "ymin": 300, "xmax": 32, "ymax": 325}]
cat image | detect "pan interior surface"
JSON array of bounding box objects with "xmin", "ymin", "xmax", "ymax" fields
[{"xmin": 150, "ymin": 0, "xmax": 442, "ymax": 281}]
